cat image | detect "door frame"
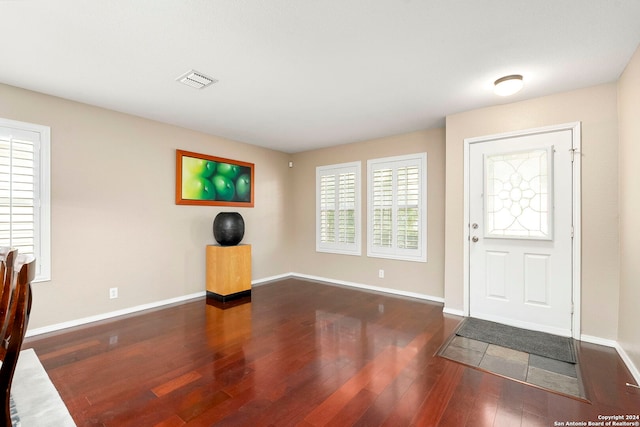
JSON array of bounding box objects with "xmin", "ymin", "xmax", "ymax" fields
[{"xmin": 462, "ymin": 122, "xmax": 582, "ymax": 339}]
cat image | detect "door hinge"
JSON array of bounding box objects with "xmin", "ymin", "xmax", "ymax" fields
[
  {"xmin": 571, "ymin": 225, "xmax": 574, "ymax": 238},
  {"xmin": 569, "ymin": 148, "xmax": 579, "ymax": 162}
]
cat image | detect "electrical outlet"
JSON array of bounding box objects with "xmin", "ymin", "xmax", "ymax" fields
[
  {"xmin": 109, "ymin": 287, "xmax": 118, "ymax": 299},
  {"xmin": 378, "ymin": 269, "xmax": 384, "ymax": 278}
]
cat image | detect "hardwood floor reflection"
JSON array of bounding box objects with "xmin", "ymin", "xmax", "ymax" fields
[{"xmin": 25, "ymin": 278, "xmax": 639, "ymax": 426}]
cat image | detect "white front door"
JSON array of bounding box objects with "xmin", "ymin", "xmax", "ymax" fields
[{"xmin": 468, "ymin": 126, "xmax": 577, "ymax": 337}]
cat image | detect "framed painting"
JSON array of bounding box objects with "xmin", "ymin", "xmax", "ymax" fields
[{"xmin": 176, "ymin": 149, "xmax": 254, "ymax": 207}]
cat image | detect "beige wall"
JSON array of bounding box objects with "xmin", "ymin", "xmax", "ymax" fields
[
  {"xmin": 617, "ymin": 46, "xmax": 640, "ymax": 373},
  {"xmin": 0, "ymin": 83, "xmax": 293, "ymax": 330},
  {"xmin": 2, "ymin": 69, "xmax": 632, "ymax": 351},
  {"xmin": 444, "ymin": 84, "xmax": 620, "ymax": 339},
  {"xmin": 291, "ymin": 129, "xmax": 445, "ymax": 299}
]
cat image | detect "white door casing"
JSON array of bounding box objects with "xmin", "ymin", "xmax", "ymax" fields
[{"xmin": 463, "ymin": 123, "xmax": 581, "ymax": 338}]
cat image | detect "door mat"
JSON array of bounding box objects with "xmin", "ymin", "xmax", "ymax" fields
[{"xmin": 456, "ymin": 318, "xmax": 576, "ymax": 364}]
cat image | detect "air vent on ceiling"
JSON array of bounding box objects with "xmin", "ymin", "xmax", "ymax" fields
[{"xmin": 176, "ymin": 69, "xmax": 218, "ymax": 89}]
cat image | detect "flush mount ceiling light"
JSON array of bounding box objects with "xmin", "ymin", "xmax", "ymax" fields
[
  {"xmin": 176, "ymin": 69, "xmax": 218, "ymax": 89},
  {"xmin": 494, "ymin": 74, "xmax": 524, "ymax": 96}
]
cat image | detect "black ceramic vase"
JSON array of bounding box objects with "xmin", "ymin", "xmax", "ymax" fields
[{"xmin": 213, "ymin": 212, "xmax": 245, "ymax": 246}]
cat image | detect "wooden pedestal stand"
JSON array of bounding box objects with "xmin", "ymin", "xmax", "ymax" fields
[{"xmin": 206, "ymin": 244, "xmax": 251, "ymax": 302}]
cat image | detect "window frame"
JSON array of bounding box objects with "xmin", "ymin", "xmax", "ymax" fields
[
  {"xmin": 316, "ymin": 161, "xmax": 362, "ymax": 256},
  {"xmin": 367, "ymin": 152, "xmax": 427, "ymax": 262},
  {"xmin": 0, "ymin": 117, "xmax": 51, "ymax": 282}
]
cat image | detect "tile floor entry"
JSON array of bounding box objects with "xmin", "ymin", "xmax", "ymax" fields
[{"xmin": 439, "ymin": 335, "xmax": 587, "ymax": 400}]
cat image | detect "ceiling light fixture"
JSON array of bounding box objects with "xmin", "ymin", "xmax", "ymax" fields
[
  {"xmin": 176, "ymin": 70, "xmax": 218, "ymax": 89},
  {"xmin": 493, "ymin": 74, "xmax": 524, "ymax": 96}
]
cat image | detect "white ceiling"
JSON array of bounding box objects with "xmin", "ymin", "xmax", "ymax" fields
[{"xmin": 2, "ymin": 1, "xmax": 640, "ymax": 153}]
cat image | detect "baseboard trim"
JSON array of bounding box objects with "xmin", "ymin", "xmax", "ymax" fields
[
  {"xmin": 614, "ymin": 343, "xmax": 640, "ymax": 386},
  {"xmin": 291, "ymin": 272, "xmax": 445, "ymax": 304},
  {"xmin": 581, "ymin": 334, "xmax": 640, "ymax": 386},
  {"xmin": 442, "ymin": 307, "xmax": 465, "ymax": 317},
  {"xmin": 252, "ymin": 273, "xmax": 294, "ymax": 286},
  {"xmin": 579, "ymin": 334, "xmax": 617, "ymax": 348},
  {"xmin": 26, "ymin": 291, "xmax": 206, "ymax": 337},
  {"xmin": 25, "ymin": 274, "xmax": 296, "ymax": 337},
  {"xmin": 25, "ymin": 272, "xmax": 445, "ymax": 338}
]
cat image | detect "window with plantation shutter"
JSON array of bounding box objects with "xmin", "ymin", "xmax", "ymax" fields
[
  {"xmin": 368, "ymin": 153, "xmax": 426, "ymax": 262},
  {"xmin": 316, "ymin": 162, "xmax": 361, "ymax": 255},
  {"xmin": 0, "ymin": 118, "xmax": 51, "ymax": 281}
]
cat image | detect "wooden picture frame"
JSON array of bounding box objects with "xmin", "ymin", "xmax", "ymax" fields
[{"xmin": 176, "ymin": 149, "xmax": 254, "ymax": 207}]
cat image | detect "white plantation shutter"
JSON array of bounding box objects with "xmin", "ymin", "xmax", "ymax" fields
[
  {"xmin": 368, "ymin": 153, "xmax": 426, "ymax": 262},
  {"xmin": 316, "ymin": 162, "xmax": 361, "ymax": 255},
  {"xmin": 372, "ymin": 168, "xmax": 393, "ymax": 248},
  {"xmin": 397, "ymin": 165, "xmax": 420, "ymax": 250},
  {"xmin": 337, "ymin": 172, "xmax": 356, "ymax": 244},
  {"xmin": 319, "ymin": 174, "xmax": 336, "ymax": 244},
  {"xmin": 0, "ymin": 119, "xmax": 51, "ymax": 281}
]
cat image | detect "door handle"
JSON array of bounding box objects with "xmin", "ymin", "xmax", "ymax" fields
[{"xmin": 472, "ymin": 236, "xmax": 479, "ymax": 242}]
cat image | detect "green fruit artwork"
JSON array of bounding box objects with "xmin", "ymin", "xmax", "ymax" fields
[
  {"xmin": 236, "ymin": 173, "xmax": 251, "ymax": 201},
  {"xmin": 184, "ymin": 157, "xmax": 206, "ymax": 175},
  {"xmin": 202, "ymin": 161, "xmax": 217, "ymax": 178},
  {"xmin": 178, "ymin": 151, "xmax": 253, "ymax": 205},
  {"xmin": 212, "ymin": 175, "xmax": 236, "ymax": 201},
  {"xmin": 184, "ymin": 157, "xmax": 217, "ymax": 178},
  {"xmin": 216, "ymin": 163, "xmax": 240, "ymax": 181},
  {"xmin": 182, "ymin": 176, "xmax": 216, "ymax": 200}
]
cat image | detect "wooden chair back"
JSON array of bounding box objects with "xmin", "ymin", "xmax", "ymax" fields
[{"xmin": 0, "ymin": 248, "xmax": 36, "ymax": 426}]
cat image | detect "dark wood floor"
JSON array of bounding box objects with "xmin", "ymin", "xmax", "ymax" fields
[{"xmin": 24, "ymin": 278, "xmax": 639, "ymax": 426}]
